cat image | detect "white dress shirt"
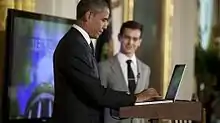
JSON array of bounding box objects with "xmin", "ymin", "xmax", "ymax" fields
[{"xmin": 117, "ymin": 52, "xmax": 138, "ymax": 86}]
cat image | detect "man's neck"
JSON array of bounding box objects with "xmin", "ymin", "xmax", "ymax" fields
[
  {"xmin": 75, "ymin": 20, "xmax": 89, "ymax": 35},
  {"xmin": 119, "ymin": 51, "xmax": 135, "ymax": 58},
  {"xmin": 72, "ymin": 22, "xmax": 91, "ymax": 45}
]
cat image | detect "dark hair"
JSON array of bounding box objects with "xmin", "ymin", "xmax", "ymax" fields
[
  {"xmin": 76, "ymin": 0, "xmax": 109, "ymax": 20},
  {"xmin": 119, "ymin": 21, "xmax": 143, "ymax": 38}
]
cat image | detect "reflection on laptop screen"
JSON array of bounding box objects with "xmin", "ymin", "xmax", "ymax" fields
[{"xmin": 165, "ymin": 64, "xmax": 186, "ymax": 100}]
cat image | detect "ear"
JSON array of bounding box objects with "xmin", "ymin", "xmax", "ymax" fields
[
  {"xmin": 118, "ymin": 34, "xmax": 121, "ymax": 42},
  {"xmin": 139, "ymin": 38, "xmax": 142, "ymax": 44},
  {"xmin": 84, "ymin": 11, "xmax": 92, "ymax": 21},
  {"xmin": 137, "ymin": 39, "xmax": 142, "ymax": 47}
]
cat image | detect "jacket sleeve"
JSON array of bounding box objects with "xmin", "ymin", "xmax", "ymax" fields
[
  {"xmin": 145, "ymin": 65, "xmax": 151, "ymax": 89},
  {"xmin": 98, "ymin": 62, "xmax": 108, "ymax": 88},
  {"xmin": 60, "ymin": 47, "xmax": 136, "ymax": 109}
]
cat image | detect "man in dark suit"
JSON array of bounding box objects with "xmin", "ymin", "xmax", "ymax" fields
[{"xmin": 52, "ymin": 0, "xmax": 160, "ymax": 123}]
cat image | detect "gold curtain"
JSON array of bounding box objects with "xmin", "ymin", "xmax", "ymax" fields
[
  {"xmin": 123, "ymin": 0, "xmax": 134, "ymax": 22},
  {"xmin": 15, "ymin": 0, "xmax": 35, "ymax": 11},
  {"xmin": 0, "ymin": 0, "xmax": 35, "ymax": 92},
  {"xmin": 0, "ymin": 0, "xmax": 14, "ymax": 31},
  {"xmin": 0, "ymin": 0, "xmax": 35, "ymax": 30}
]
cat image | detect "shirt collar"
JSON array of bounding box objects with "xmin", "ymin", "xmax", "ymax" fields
[
  {"xmin": 72, "ymin": 24, "xmax": 91, "ymax": 45},
  {"xmin": 117, "ymin": 52, "xmax": 137, "ymax": 66}
]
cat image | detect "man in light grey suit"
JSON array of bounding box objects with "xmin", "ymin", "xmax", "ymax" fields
[{"xmin": 98, "ymin": 21, "xmax": 158, "ymax": 123}]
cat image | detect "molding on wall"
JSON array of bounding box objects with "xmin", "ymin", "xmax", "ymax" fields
[
  {"xmin": 123, "ymin": 0, "xmax": 134, "ymax": 22},
  {"xmin": 162, "ymin": 0, "xmax": 173, "ymax": 96}
]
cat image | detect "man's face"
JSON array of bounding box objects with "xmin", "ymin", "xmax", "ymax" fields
[
  {"xmin": 119, "ymin": 28, "xmax": 142, "ymax": 56},
  {"xmin": 86, "ymin": 8, "xmax": 110, "ymax": 38}
]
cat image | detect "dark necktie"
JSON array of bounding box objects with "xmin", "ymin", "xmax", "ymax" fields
[
  {"xmin": 90, "ymin": 41, "xmax": 95, "ymax": 57},
  {"xmin": 126, "ymin": 60, "xmax": 136, "ymax": 95},
  {"xmin": 89, "ymin": 41, "xmax": 99, "ymax": 78}
]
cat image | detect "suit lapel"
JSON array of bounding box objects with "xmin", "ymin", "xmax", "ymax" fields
[
  {"xmin": 70, "ymin": 27, "xmax": 99, "ymax": 78},
  {"xmin": 71, "ymin": 27, "xmax": 93, "ymax": 55},
  {"xmin": 110, "ymin": 56, "xmax": 129, "ymax": 92},
  {"xmin": 135, "ymin": 59, "xmax": 145, "ymax": 93}
]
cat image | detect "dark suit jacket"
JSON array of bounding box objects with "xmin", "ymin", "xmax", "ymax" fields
[{"xmin": 51, "ymin": 27, "xmax": 136, "ymax": 123}]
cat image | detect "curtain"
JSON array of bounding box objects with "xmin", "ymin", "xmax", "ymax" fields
[{"xmin": 0, "ymin": 0, "xmax": 35, "ymax": 30}]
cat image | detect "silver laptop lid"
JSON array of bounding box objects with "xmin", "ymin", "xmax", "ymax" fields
[{"xmin": 165, "ymin": 64, "xmax": 186, "ymax": 100}]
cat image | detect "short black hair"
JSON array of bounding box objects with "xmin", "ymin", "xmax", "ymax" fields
[
  {"xmin": 76, "ymin": 0, "xmax": 109, "ymax": 20},
  {"xmin": 119, "ymin": 21, "xmax": 143, "ymax": 38}
]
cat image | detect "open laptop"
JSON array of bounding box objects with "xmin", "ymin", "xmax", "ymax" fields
[{"xmin": 135, "ymin": 64, "xmax": 186, "ymax": 105}]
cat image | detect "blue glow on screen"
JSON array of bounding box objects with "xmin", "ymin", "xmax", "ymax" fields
[{"xmin": 10, "ymin": 17, "xmax": 71, "ymax": 119}]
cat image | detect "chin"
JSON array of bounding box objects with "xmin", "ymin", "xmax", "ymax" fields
[
  {"xmin": 124, "ymin": 50, "xmax": 133, "ymax": 53},
  {"xmin": 125, "ymin": 51, "xmax": 134, "ymax": 55},
  {"xmin": 90, "ymin": 35, "xmax": 99, "ymax": 39}
]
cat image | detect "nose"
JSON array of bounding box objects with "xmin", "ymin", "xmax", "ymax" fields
[{"xmin": 127, "ymin": 39, "xmax": 132, "ymax": 45}]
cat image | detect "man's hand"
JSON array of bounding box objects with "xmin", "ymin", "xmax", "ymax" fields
[{"xmin": 135, "ymin": 88, "xmax": 162, "ymax": 102}]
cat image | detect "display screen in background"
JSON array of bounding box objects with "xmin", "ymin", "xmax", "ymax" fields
[{"xmin": 9, "ymin": 17, "xmax": 71, "ymax": 119}]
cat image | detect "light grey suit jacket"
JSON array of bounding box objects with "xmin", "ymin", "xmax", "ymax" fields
[{"xmin": 98, "ymin": 55, "xmax": 151, "ymax": 123}]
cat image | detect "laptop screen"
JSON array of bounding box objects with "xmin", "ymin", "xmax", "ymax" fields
[{"xmin": 165, "ymin": 64, "xmax": 186, "ymax": 100}]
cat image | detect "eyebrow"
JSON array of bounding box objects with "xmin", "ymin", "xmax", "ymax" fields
[{"xmin": 124, "ymin": 35, "xmax": 140, "ymax": 39}]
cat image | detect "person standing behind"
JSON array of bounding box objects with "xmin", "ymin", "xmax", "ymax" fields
[
  {"xmin": 52, "ymin": 1, "xmax": 160, "ymax": 123},
  {"xmin": 98, "ymin": 21, "xmax": 156, "ymax": 123}
]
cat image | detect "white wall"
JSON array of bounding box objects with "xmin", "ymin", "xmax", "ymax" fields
[
  {"xmin": 35, "ymin": 0, "xmax": 125, "ymax": 52},
  {"xmin": 171, "ymin": 0, "xmax": 197, "ymax": 100},
  {"xmin": 112, "ymin": 4, "xmax": 123, "ymax": 55},
  {"xmin": 35, "ymin": 0, "xmax": 78, "ymax": 19}
]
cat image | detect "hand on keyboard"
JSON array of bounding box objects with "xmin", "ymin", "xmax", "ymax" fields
[{"xmin": 135, "ymin": 88, "xmax": 161, "ymax": 102}]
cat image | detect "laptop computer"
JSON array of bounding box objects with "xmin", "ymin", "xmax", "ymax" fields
[{"xmin": 135, "ymin": 64, "xmax": 186, "ymax": 105}]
